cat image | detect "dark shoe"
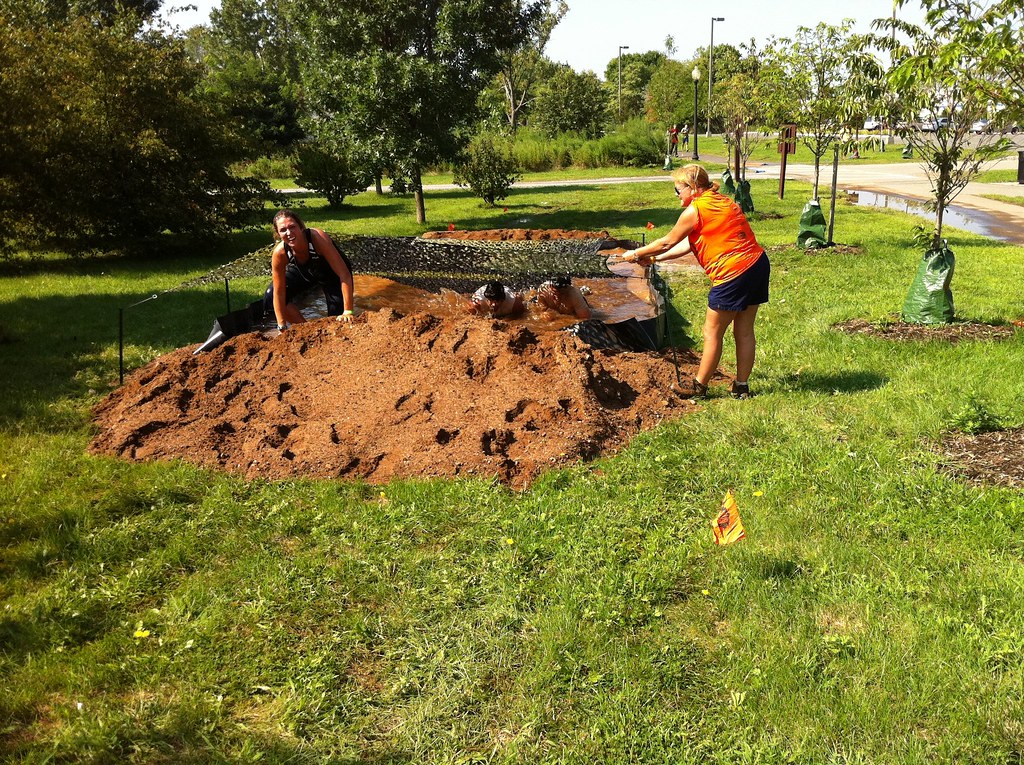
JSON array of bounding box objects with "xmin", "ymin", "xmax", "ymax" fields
[
  {"xmin": 692, "ymin": 378, "xmax": 708, "ymax": 399},
  {"xmin": 730, "ymin": 381, "xmax": 751, "ymax": 399}
]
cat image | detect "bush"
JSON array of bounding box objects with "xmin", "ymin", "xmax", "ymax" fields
[
  {"xmin": 0, "ymin": 15, "xmax": 269, "ymax": 254},
  {"xmin": 234, "ymin": 154, "xmax": 297, "ymax": 181},
  {"xmin": 294, "ymin": 142, "xmax": 369, "ymax": 207},
  {"xmin": 453, "ymin": 134, "xmax": 522, "ymax": 206}
]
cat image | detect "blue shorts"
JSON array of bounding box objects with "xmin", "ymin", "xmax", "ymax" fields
[{"xmin": 707, "ymin": 251, "xmax": 770, "ymax": 312}]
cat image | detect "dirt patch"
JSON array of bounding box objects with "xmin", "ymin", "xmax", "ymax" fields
[
  {"xmin": 939, "ymin": 427, "xmax": 1024, "ymax": 488},
  {"xmin": 834, "ymin": 319, "xmax": 1018, "ymax": 343},
  {"xmin": 90, "ymin": 310, "xmax": 711, "ymax": 488},
  {"xmin": 421, "ymin": 228, "xmax": 612, "ymax": 242}
]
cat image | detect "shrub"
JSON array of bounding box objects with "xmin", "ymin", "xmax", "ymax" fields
[
  {"xmin": 294, "ymin": 141, "xmax": 369, "ymax": 207},
  {"xmin": 453, "ymin": 135, "xmax": 522, "ymax": 205}
]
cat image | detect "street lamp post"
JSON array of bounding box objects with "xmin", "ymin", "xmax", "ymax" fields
[
  {"xmin": 692, "ymin": 66, "xmax": 701, "ymax": 161},
  {"xmin": 617, "ymin": 45, "xmax": 629, "ymax": 123},
  {"xmin": 707, "ymin": 17, "xmax": 724, "ymax": 137}
]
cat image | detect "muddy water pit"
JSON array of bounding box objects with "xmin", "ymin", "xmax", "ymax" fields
[{"xmin": 91, "ymin": 229, "xmax": 713, "ymax": 487}]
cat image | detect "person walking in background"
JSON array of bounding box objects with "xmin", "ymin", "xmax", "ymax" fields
[
  {"xmin": 680, "ymin": 123, "xmax": 690, "ymax": 151},
  {"xmin": 668, "ymin": 124, "xmax": 679, "ymax": 156},
  {"xmin": 264, "ymin": 209, "xmax": 356, "ymax": 331},
  {"xmin": 621, "ymin": 164, "xmax": 769, "ymax": 399}
]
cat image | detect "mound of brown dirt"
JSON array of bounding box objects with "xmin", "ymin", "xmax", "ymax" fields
[
  {"xmin": 421, "ymin": 228, "xmax": 611, "ymax": 241},
  {"xmin": 90, "ymin": 311, "xmax": 708, "ymax": 487}
]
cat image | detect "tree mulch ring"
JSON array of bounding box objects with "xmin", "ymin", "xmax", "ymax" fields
[
  {"xmin": 834, "ymin": 319, "xmax": 1018, "ymax": 343},
  {"xmin": 938, "ymin": 427, "xmax": 1024, "ymax": 488}
]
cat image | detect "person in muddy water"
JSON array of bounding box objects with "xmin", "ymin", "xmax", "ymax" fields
[
  {"xmin": 621, "ymin": 164, "xmax": 769, "ymax": 399},
  {"xmin": 264, "ymin": 209, "xmax": 356, "ymax": 330},
  {"xmin": 467, "ymin": 281, "xmax": 525, "ymax": 318},
  {"xmin": 536, "ymin": 274, "xmax": 593, "ymax": 320}
]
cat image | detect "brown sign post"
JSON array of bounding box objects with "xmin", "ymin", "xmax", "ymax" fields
[{"xmin": 778, "ymin": 124, "xmax": 797, "ymax": 199}]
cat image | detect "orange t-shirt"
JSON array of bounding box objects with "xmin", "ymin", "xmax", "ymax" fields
[{"xmin": 687, "ymin": 191, "xmax": 763, "ymax": 286}]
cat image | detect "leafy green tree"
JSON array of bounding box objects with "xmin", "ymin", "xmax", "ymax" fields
[
  {"xmin": 10, "ymin": 0, "xmax": 159, "ymax": 25},
  {"xmin": 492, "ymin": 0, "xmax": 566, "ymax": 133},
  {"xmin": 294, "ymin": 138, "xmax": 370, "ymax": 207},
  {"xmin": 602, "ymin": 50, "xmax": 667, "ymax": 123},
  {"xmin": 905, "ymin": 0, "xmax": 1023, "ymax": 125},
  {"xmin": 295, "ymin": 0, "xmax": 544, "ymax": 224},
  {"xmin": 868, "ymin": 11, "xmax": 1010, "ymax": 247},
  {"xmin": 453, "ymin": 134, "xmax": 522, "ymax": 206},
  {"xmin": 645, "ymin": 59, "xmax": 698, "ymax": 128},
  {"xmin": 763, "ymin": 22, "xmax": 864, "ymax": 200},
  {"xmin": 0, "ymin": 14, "xmax": 267, "ymax": 253},
  {"xmin": 200, "ymin": 0, "xmax": 304, "ymax": 153},
  {"xmin": 531, "ymin": 66, "xmax": 608, "ymax": 138}
]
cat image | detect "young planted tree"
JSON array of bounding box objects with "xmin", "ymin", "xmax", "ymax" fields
[
  {"xmin": 296, "ymin": 0, "xmax": 544, "ymax": 224},
  {"xmin": 763, "ymin": 22, "xmax": 862, "ymax": 200},
  {"xmin": 864, "ymin": 10, "xmax": 1011, "ymax": 323},
  {"xmin": 907, "ymin": 0, "xmax": 1023, "ymax": 126},
  {"xmin": 870, "ymin": 12, "xmax": 1010, "ymax": 247}
]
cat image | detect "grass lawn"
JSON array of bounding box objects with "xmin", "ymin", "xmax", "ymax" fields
[{"xmin": 2, "ymin": 174, "xmax": 1024, "ymax": 763}]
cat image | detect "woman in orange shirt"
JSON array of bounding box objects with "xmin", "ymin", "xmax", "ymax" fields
[{"xmin": 622, "ymin": 164, "xmax": 769, "ymax": 398}]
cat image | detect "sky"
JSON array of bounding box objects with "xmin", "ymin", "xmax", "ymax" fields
[{"xmin": 158, "ymin": 0, "xmax": 927, "ymax": 76}]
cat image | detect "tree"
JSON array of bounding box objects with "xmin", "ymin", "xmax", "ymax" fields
[
  {"xmin": 869, "ymin": 10, "xmax": 1010, "ymax": 247},
  {"xmin": 602, "ymin": 50, "xmax": 666, "ymax": 123},
  {"xmin": 531, "ymin": 66, "xmax": 608, "ymax": 138},
  {"xmin": 644, "ymin": 59, "xmax": 695, "ymax": 127},
  {"xmin": 493, "ymin": 0, "xmax": 566, "ymax": 133},
  {"xmin": 452, "ymin": 134, "xmax": 522, "ymax": 206},
  {"xmin": 763, "ymin": 22, "xmax": 863, "ymax": 200},
  {"xmin": 906, "ymin": 0, "xmax": 1023, "ymax": 125},
  {"xmin": 0, "ymin": 14, "xmax": 268, "ymax": 253},
  {"xmin": 9, "ymin": 0, "xmax": 160, "ymax": 26},
  {"xmin": 199, "ymin": 0, "xmax": 304, "ymax": 154},
  {"xmin": 295, "ymin": 0, "xmax": 544, "ymax": 224}
]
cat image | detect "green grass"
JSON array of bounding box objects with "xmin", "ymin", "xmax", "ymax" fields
[
  {"xmin": 980, "ymin": 194, "xmax": 1024, "ymax": 208},
  {"xmin": 3, "ymin": 173, "xmax": 1024, "ymax": 763}
]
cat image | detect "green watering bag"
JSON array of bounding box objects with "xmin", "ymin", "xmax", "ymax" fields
[
  {"xmin": 902, "ymin": 242, "xmax": 955, "ymax": 324},
  {"xmin": 796, "ymin": 200, "xmax": 827, "ymax": 249},
  {"xmin": 735, "ymin": 179, "xmax": 754, "ymax": 213},
  {"xmin": 721, "ymin": 168, "xmax": 737, "ymax": 196}
]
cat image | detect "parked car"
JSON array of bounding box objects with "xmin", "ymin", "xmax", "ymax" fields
[
  {"xmin": 971, "ymin": 118, "xmax": 991, "ymax": 134},
  {"xmin": 863, "ymin": 116, "xmax": 883, "ymax": 131},
  {"xmin": 919, "ymin": 117, "xmax": 949, "ymax": 132}
]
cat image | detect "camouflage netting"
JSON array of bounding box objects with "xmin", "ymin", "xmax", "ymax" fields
[{"xmin": 172, "ymin": 235, "xmax": 620, "ymax": 296}]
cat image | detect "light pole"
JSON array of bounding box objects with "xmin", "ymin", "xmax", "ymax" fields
[
  {"xmin": 692, "ymin": 66, "xmax": 701, "ymax": 161},
  {"xmin": 707, "ymin": 17, "xmax": 724, "ymax": 136},
  {"xmin": 617, "ymin": 45, "xmax": 629, "ymax": 123}
]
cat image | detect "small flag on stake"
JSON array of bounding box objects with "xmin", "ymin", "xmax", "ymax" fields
[
  {"xmin": 503, "ymin": 207, "xmax": 508, "ymax": 212},
  {"xmin": 447, "ymin": 222, "xmax": 456, "ymax": 231},
  {"xmin": 646, "ymin": 221, "xmax": 656, "ymax": 230},
  {"xmin": 713, "ymin": 490, "xmax": 746, "ymax": 545}
]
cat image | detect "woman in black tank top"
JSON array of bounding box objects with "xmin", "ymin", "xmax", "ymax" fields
[{"xmin": 264, "ymin": 209, "xmax": 355, "ymax": 330}]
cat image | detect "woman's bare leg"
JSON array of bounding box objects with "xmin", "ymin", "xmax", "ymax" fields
[
  {"xmin": 732, "ymin": 304, "xmax": 760, "ymax": 383},
  {"xmin": 696, "ymin": 307, "xmax": 739, "ymax": 385}
]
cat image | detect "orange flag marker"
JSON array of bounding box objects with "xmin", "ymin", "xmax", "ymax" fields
[
  {"xmin": 447, "ymin": 222, "xmax": 456, "ymax": 231},
  {"xmin": 645, "ymin": 221, "xmax": 655, "ymax": 230},
  {"xmin": 713, "ymin": 490, "xmax": 746, "ymax": 545}
]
